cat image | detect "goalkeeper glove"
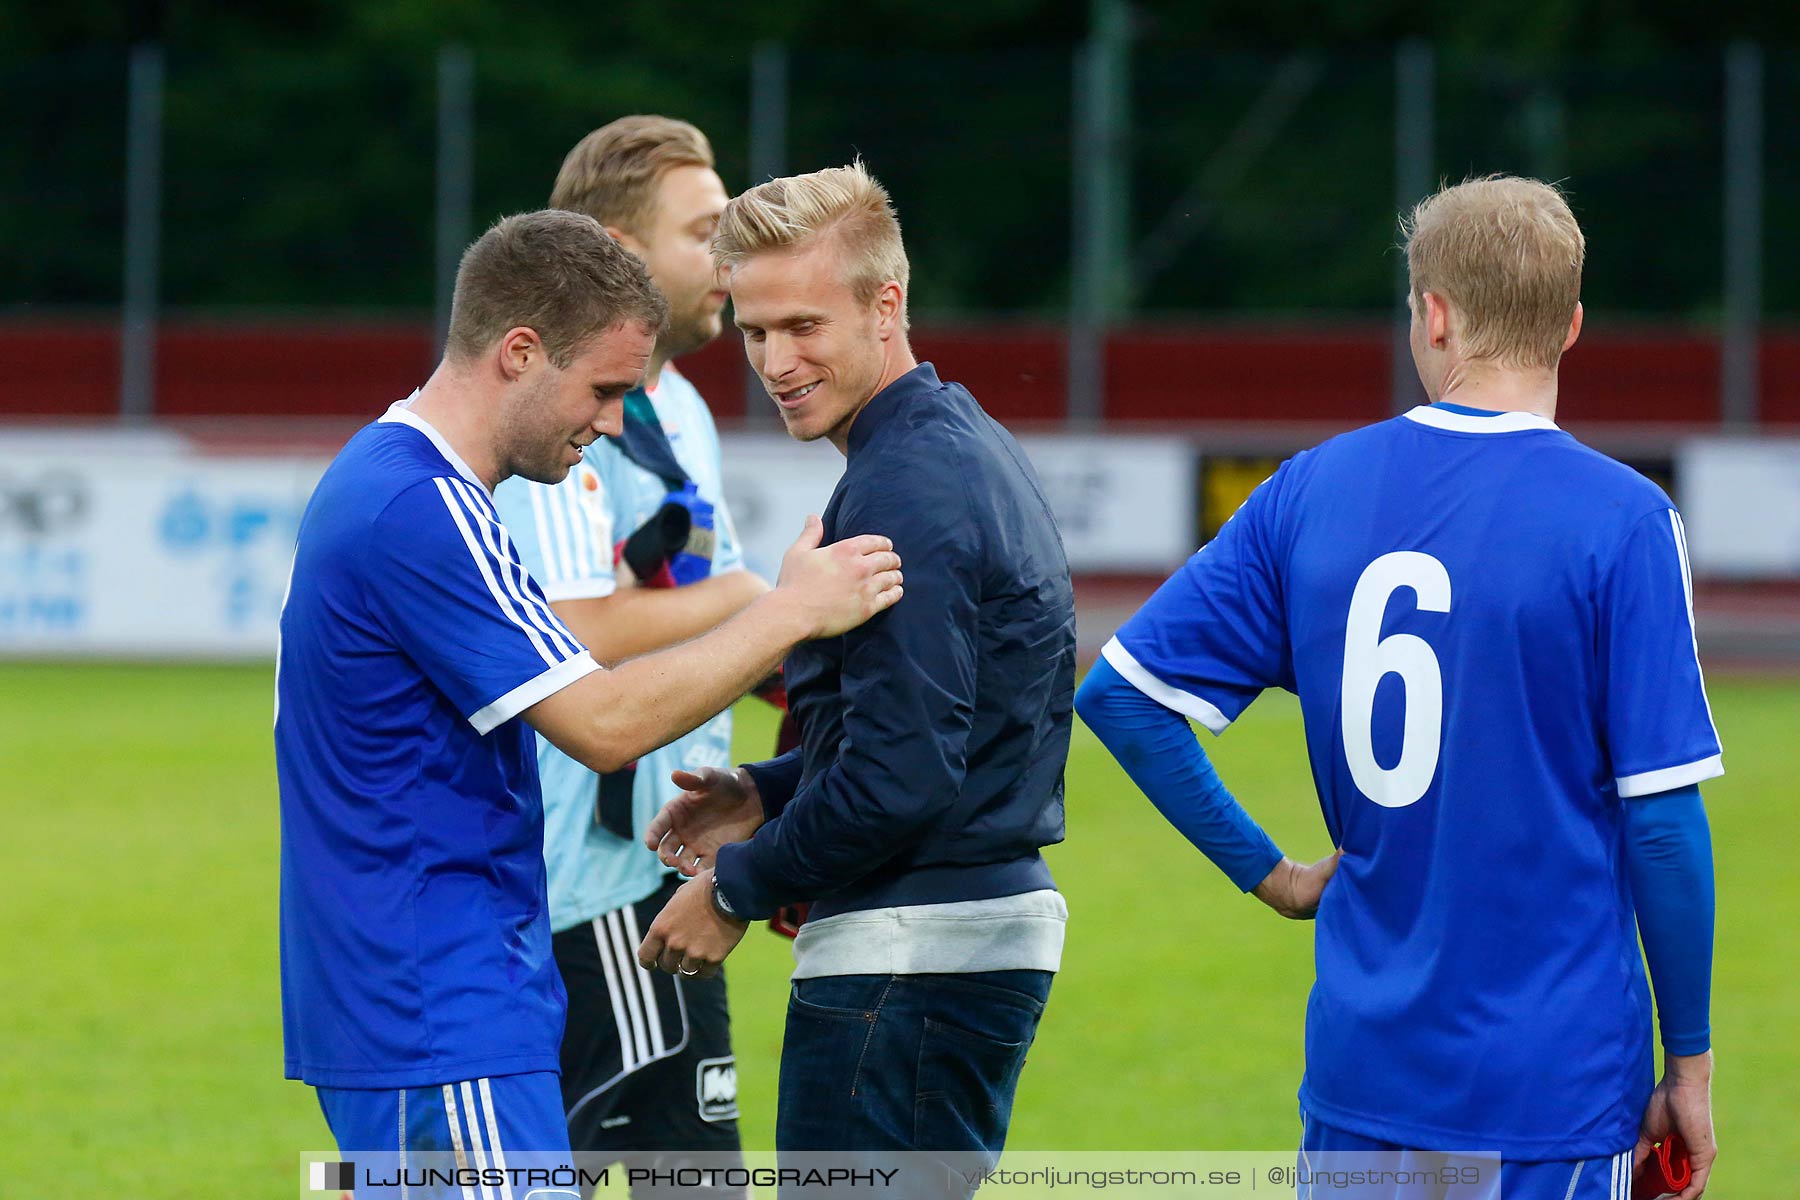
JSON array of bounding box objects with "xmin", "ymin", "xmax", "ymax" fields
[
  {"xmin": 662, "ymin": 482, "xmax": 716, "ymax": 586},
  {"xmin": 616, "ymin": 483, "xmax": 716, "ymax": 588}
]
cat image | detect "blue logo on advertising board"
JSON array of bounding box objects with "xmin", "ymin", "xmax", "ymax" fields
[
  {"xmin": 0, "ymin": 470, "xmax": 90, "ymax": 636},
  {"xmin": 0, "ymin": 543, "xmax": 86, "ymax": 633},
  {"xmin": 159, "ymin": 484, "xmax": 305, "ymax": 629}
]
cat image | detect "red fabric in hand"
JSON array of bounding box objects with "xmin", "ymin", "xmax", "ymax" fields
[{"xmin": 1632, "ymin": 1134, "xmax": 1692, "ymax": 1200}]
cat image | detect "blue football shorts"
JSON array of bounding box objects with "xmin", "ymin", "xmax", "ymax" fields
[
  {"xmin": 1300, "ymin": 1110, "xmax": 1640, "ymax": 1200},
  {"xmin": 316, "ymin": 1070, "xmax": 571, "ymax": 1198}
]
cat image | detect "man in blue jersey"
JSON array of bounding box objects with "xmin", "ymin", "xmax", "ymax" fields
[
  {"xmin": 636, "ymin": 164, "xmax": 1075, "ymax": 1183},
  {"xmin": 1077, "ymin": 176, "xmax": 1717, "ymax": 1200},
  {"xmin": 492, "ymin": 116, "xmax": 762, "ymax": 1183},
  {"xmin": 274, "ymin": 208, "xmax": 904, "ymax": 1174}
]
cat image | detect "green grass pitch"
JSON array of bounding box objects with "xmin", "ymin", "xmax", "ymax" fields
[{"xmin": 1, "ymin": 664, "xmax": 1792, "ymax": 1196}]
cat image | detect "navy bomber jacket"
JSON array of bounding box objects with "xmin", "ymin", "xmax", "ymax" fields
[{"xmin": 712, "ymin": 362, "xmax": 1076, "ymax": 921}]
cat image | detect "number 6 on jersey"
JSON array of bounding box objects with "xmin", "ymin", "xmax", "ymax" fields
[{"xmin": 1341, "ymin": 551, "xmax": 1451, "ymax": 808}]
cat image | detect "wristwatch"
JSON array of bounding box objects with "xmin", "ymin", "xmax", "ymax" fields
[{"xmin": 710, "ymin": 875, "xmax": 742, "ymax": 922}]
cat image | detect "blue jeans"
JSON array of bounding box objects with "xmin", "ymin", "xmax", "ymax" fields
[{"xmin": 776, "ymin": 970, "xmax": 1052, "ymax": 1163}]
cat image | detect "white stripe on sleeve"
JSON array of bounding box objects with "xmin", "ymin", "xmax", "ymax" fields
[
  {"xmin": 468, "ymin": 651, "xmax": 599, "ymax": 734},
  {"xmin": 432, "ymin": 478, "xmax": 558, "ymax": 668},
  {"xmin": 461, "ymin": 482, "xmax": 578, "ymax": 646},
  {"xmin": 515, "ymin": 566, "xmax": 582, "ymax": 655},
  {"xmin": 1669, "ymin": 509, "xmax": 1722, "ymax": 742},
  {"xmin": 1617, "ymin": 753, "xmax": 1725, "ymax": 797},
  {"xmin": 1100, "ymin": 636, "xmax": 1232, "ymax": 734},
  {"xmin": 448, "ymin": 479, "xmax": 583, "ymax": 660},
  {"xmin": 493, "ymin": 525, "xmax": 583, "ymax": 659}
]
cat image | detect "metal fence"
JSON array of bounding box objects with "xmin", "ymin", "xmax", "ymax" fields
[{"xmin": 2, "ymin": 39, "xmax": 1793, "ymax": 422}]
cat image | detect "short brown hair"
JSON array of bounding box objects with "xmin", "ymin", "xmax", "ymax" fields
[
  {"xmin": 1403, "ymin": 175, "xmax": 1585, "ymax": 370},
  {"xmin": 445, "ymin": 209, "xmax": 668, "ymax": 367},
  {"xmin": 550, "ymin": 115, "xmax": 716, "ymax": 237},
  {"xmin": 712, "ymin": 160, "xmax": 911, "ymax": 331}
]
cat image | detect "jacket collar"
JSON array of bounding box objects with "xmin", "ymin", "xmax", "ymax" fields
[{"xmin": 847, "ymin": 362, "xmax": 943, "ymax": 457}]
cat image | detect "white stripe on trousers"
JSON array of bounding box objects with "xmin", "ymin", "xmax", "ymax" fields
[
  {"xmin": 564, "ymin": 923, "xmax": 695, "ymax": 1124},
  {"xmin": 592, "ymin": 916, "xmax": 639, "ymax": 1072},
  {"xmin": 604, "ymin": 910, "xmax": 655, "ymax": 1064},
  {"xmin": 477, "ymin": 1076, "xmax": 513, "ymax": 1195},
  {"xmin": 440, "ymin": 1079, "xmax": 519, "ymax": 1200},
  {"xmin": 441, "ymin": 1084, "xmax": 477, "ymax": 1200},
  {"xmin": 1560, "ymin": 1157, "xmax": 1583, "ymax": 1200},
  {"xmin": 459, "ymin": 1080, "xmax": 495, "ymax": 1200},
  {"xmin": 621, "ymin": 904, "xmax": 669, "ymax": 1056},
  {"xmin": 397, "ymin": 1088, "xmax": 409, "ymax": 1200},
  {"xmin": 1607, "ymin": 1148, "xmax": 1631, "ymax": 1200},
  {"xmin": 1295, "ymin": 1112, "xmax": 1313, "ymax": 1200}
]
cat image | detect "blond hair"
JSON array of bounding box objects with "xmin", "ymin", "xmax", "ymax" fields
[
  {"xmin": 1403, "ymin": 175, "xmax": 1585, "ymax": 370},
  {"xmin": 446, "ymin": 209, "xmax": 668, "ymax": 367},
  {"xmin": 712, "ymin": 160, "xmax": 911, "ymax": 330},
  {"xmin": 550, "ymin": 115, "xmax": 715, "ymax": 238}
]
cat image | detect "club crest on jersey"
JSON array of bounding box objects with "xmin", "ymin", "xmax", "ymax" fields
[
  {"xmin": 571, "ymin": 469, "xmax": 613, "ymax": 548},
  {"xmin": 695, "ymin": 1056, "xmax": 738, "ymax": 1122}
]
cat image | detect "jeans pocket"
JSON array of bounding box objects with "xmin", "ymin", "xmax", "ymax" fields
[
  {"xmin": 790, "ymin": 974, "xmax": 892, "ymax": 1018},
  {"xmin": 912, "ymin": 1016, "xmax": 1033, "ymax": 1158},
  {"xmin": 781, "ymin": 982, "xmax": 885, "ymax": 1125}
]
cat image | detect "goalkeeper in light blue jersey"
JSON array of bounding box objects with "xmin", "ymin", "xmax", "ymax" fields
[
  {"xmin": 492, "ymin": 116, "xmax": 770, "ymax": 1182},
  {"xmin": 1080, "ymin": 177, "xmax": 1717, "ymax": 1200}
]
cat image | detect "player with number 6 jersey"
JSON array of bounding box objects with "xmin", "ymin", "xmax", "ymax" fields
[
  {"xmin": 1078, "ymin": 176, "xmax": 1719, "ymax": 1200},
  {"xmin": 1102, "ymin": 402, "xmax": 1715, "ymax": 1150}
]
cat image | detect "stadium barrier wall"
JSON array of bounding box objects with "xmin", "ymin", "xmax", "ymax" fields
[
  {"xmin": 3, "ymin": 425, "xmax": 1792, "ymax": 659},
  {"xmin": 0, "ymin": 429, "xmax": 1193, "ymax": 658},
  {"xmin": 0, "ymin": 430, "xmax": 324, "ymax": 657},
  {"xmin": 5, "ymin": 320, "xmax": 1800, "ymax": 426},
  {"xmin": 1679, "ymin": 438, "xmax": 1800, "ymax": 577}
]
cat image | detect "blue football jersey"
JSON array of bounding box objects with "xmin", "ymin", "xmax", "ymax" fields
[
  {"xmin": 1106, "ymin": 403, "xmax": 1722, "ymax": 1160},
  {"xmin": 275, "ymin": 399, "xmax": 600, "ymax": 1089}
]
